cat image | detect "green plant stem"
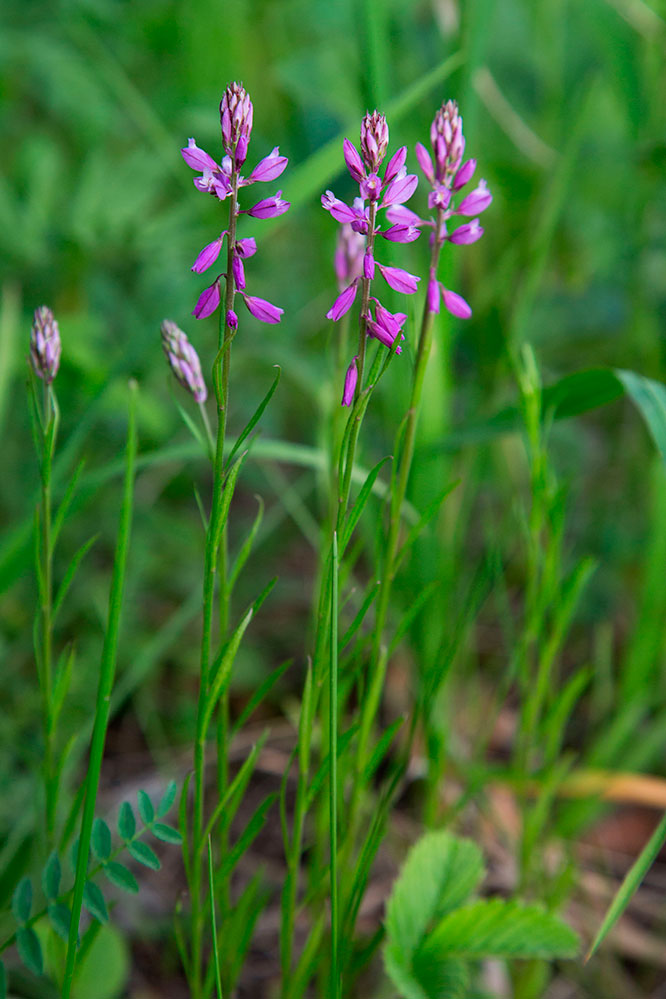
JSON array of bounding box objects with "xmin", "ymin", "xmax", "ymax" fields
[
  {"xmin": 190, "ymin": 164, "xmax": 239, "ymax": 999},
  {"xmin": 61, "ymin": 381, "xmax": 138, "ymax": 999},
  {"xmin": 329, "ymin": 532, "xmax": 339, "ymax": 999}
]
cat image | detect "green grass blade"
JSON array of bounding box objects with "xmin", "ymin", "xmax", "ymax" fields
[
  {"xmin": 586, "ymin": 809, "xmax": 666, "ymax": 960},
  {"xmin": 208, "ymin": 837, "xmax": 224, "ymax": 999}
]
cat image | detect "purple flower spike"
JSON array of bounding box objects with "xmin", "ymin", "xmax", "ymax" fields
[
  {"xmin": 457, "ymin": 179, "xmax": 492, "ymax": 216},
  {"xmin": 161, "ymin": 320, "xmax": 207, "ymax": 403},
  {"xmin": 453, "ymin": 158, "xmax": 476, "ymax": 190},
  {"xmin": 242, "ymin": 294, "xmax": 283, "ymax": 324},
  {"xmin": 220, "ymin": 82, "xmax": 253, "ymax": 154},
  {"xmin": 447, "ymin": 220, "xmax": 484, "ymax": 245},
  {"xmin": 431, "ymin": 99, "xmax": 465, "ymax": 178},
  {"xmin": 249, "ymin": 147, "xmax": 288, "ymax": 183},
  {"xmin": 227, "ymin": 309, "xmax": 238, "ymax": 329},
  {"xmin": 415, "ymin": 142, "xmax": 435, "ymax": 184},
  {"xmin": 327, "ymin": 280, "xmax": 359, "ymax": 320},
  {"xmin": 246, "ymin": 191, "xmax": 290, "ymax": 219},
  {"xmin": 236, "ymin": 237, "xmax": 257, "ymax": 258},
  {"xmin": 343, "ymin": 139, "xmax": 366, "ymax": 183},
  {"xmin": 30, "ymin": 306, "xmax": 61, "ymax": 383},
  {"xmin": 341, "ymin": 356, "xmax": 358, "ymax": 406},
  {"xmin": 360, "ymin": 110, "xmax": 389, "ymax": 172},
  {"xmin": 192, "ymin": 233, "xmax": 226, "ymax": 274},
  {"xmin": 378, "ymin": 263, "xmax": 420, "ymax": 294},
  {"xmin": 193, "ymin": 278, "xmax": 221, "ymax": 319},
  {"xmin": 232, "ymin": 254, "xmax": 246, "ymax": 290},
  {"xmin": 181, "ymin": 138, "xmax": 219, "ymax": 173},
  {"xmin": 442, "ymin": 287, "xmax": 472, "ymax": 319}
]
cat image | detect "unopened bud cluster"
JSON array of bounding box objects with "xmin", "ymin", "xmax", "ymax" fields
[
  {"xmin": 30, "ymin": 306, "xmax": 61, "ymax": 384},
  {"xmin": 161, "ymin": 320, "xmax": 207, "ymax": 403}
]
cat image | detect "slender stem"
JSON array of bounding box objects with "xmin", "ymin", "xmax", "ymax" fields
[
  {"xmin": 208, "ymin": 836, "xmax": 224, "ymax": 999},
  {"xmin": 39, "ymin": 386, "xmax": 58, "ymax": 846},
  {"xmin": 62, "ymin": 381, "xmax": 138, "ymax": 999},
  {"xmin": 329, "ymin": 532, "xmax": 340, "ymax": 999}
]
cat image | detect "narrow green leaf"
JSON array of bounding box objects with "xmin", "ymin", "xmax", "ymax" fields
[
  {"xmin": 228, "ymin": 495, "xmax": 264, "ymax": 592},
  {"xmin": 151, "ymin": 822, "xmax": 182, "ymax": 845},
  {"xmin": 418, "ymin": 898, "xmax": 579, "ymax": 960},
  {"xmin": 42, "ymin": 851, "xmax": 62, "ymax": 900},
  {"xmin": 127, "ymin": 840, "xmax": 161, "ymax": 871},
  {"xmin": 52, "ymin": 534, "xmax": 97, "ymax": 619},
  {"xmin": 49, "ymin": 903, "xmax": 73, "ymax": 941},
  {"xmin": 587, "ymin": 809, "xmax": 666, "ymax": 960},
  {"xmin": 157, "ymin": 779, "xmax": 178, "ymax": 818},
  {"xmin": 388, "ymin": 582, "xmax": 439, "ymax": 656},
  {"xmin": 0, "ymin": 957, "xmax": 5, "ymax": 999},
  {"xmin": 16, "ymin": 926, "xmax": 43, "ymax": 976},
  {"xmin": 12, "ymin": 876, "xmax": 32, "ymax": 924},
  {"xmin": 137, "ymin": 790, "xmax": 154, "ymax": 825},
  {"xmin": 201, "ymin": 734, "xmax": 269, "ymax": 852},
  {"xmin": 362, "ymin": 717, "xmax": 405, "ymax": 783},
  {"xmin": 208, "ymin": 838, "xmax": 223, "ymax": 999},
  {"xmin": 341, "ymin": 456, "xmax": 392, "ymax": 554},
  {"xmin": 340, "ymin": 580, "xmax": 379, "ymax": 651},
  {"xmin": 103, "ymin": 861, "xmax": 139, "ymax": 894},
  {"xmin": 230, "ymin": 658, "xmax": 292, "ymax": 738},
  {"xmin": 306, "ymin": 725, "xmax": 358, "ymax": 810},
  {"xmin": 52, "ymin": 457, "xmax": 86, "ymax": 548},
  {"xmin": 118, "ymin": 801, "xmax": 136, "ymax": 841},
  {"xmin": 616, "ymin": 368, "xmax": 666, "ymax": 462},
  {"xmin": 226, "ymin": 365, "xmax": 281, "ymax": 471},
  {"xmin": 91, "ymin": 818, "xmax": 112, "ymax": 861},
  {"xmin": 83, "ymin": 881, "xmax": 109, "ymax": 924},
  {"xmin": 52, "ymin": 644, "xmax": 76, "ymax": 729},
  {"xmin": 219, "ymin": 794, "xmax": 277, "ymax": 879}
]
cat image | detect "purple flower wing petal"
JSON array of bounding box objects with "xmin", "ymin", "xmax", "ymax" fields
[
  {"xmin": 326, "ymin": 281, "xmax": 358, "ymax": 321},
  {"xmin": 442, "ymin": 288, "xmax": 472, "ymax": 319},
  {"xmin": 378, "ymin": 264, "xmax": 420, "ymax": 294},
  {"xmin": 181, "ymin": 139, "xmax": 219, "ymax": 172}
]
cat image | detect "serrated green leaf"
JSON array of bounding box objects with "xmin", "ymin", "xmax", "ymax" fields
[
  {"xmin": 16, "ymin": 926, "xmax": 43, "ymax": 976},
  {"xmin": 42, "ymin": 851, "xmax": 62, "ymax": 900},
  {"xmin": 103, "ymin": 861, "xmax": 139, "ymax": 894},
  {"xmin": 385, "ymin": 945, "xmax": 469, "ymax": 999},
  {"xmin": 137, "ymin": 790, "xmax": 154, "ymax": 825},
  {"xmin": 157, "ymin": 780, "xmax": 177, "ymax": 818},
  {"xmin": 151, "ymin": 822, "xmax": 182, "ymax": 845},
  {"xmin": 49, "ymin": 902, "xmax": 73, "ymax": 941},
  {"xmin": 83, "ymin": 881, "xmax": 109, "ymax": 924},
  {"xmin": 91, "ymin": 818, "xmax": 112, "ymax": 861},
  {"xmin": 418, "ymin": 898, "xmax": 579, "ymax": 961},
  {"xmin": 12, "ymin": 876, "xmax": 32, "ymax": 924},
  {"xmin": 118, "ymin": 801, "xmax": 136, "ymax": 841},
  {"xmin": 385, "ymin": 831, "xmax": 484, "ymax": 963},
  {"xmin": 127, "ymin": 840, "xmax": 161, "ymax": 871}
]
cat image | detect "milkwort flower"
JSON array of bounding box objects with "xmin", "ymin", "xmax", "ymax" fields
[
  {"xmin": 30, "ymin": 306, "xmax": 61, "ymax": 384},
  {"xmin": 322, "ymin": 110, "xmax": 421, "ymax": 404},
  {"xmin": 161, "ymin": 320, "xmax": 207, "ymax": 403},
  {"xmin": 181, "ymin": 82, "xmax": 289, "ymax": 326},
  {"xmin": 387, "ymin": 98, "xmax": 491, "ymax": 319}
]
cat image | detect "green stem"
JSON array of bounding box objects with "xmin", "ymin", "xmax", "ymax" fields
[
  {"xmin": 61, "ymin": 381, "xmax": 138, "ymax": 999},
  {"xmin": 329, "ymin": 532, "xmax": 339, "ymax": 999}
]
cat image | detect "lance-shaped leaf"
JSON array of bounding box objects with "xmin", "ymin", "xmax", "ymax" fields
[{"xmin": 226, "ymin": 365, "xmax": 281, "ymax": 471}]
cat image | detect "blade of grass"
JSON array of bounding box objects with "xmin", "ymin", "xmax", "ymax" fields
[{"xmin": 208, "ymin": 837, "xmax": 223, "ymax": 999}]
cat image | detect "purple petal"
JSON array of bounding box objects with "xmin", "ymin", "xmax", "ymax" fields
[
  {"xmin": 380, "ymin": 172, "xmax": 418, "ymax": 208},
  {"xmin": 360, "ymin": 172, "xmax": 382, "ymax": 202},
  {"xmin": 246, "ymin": 192, "xmax": 290, "ymax": 219},
  {"xmin": 415, "ymin": 142, "xmax": 434, "ymax": 184},
  {"xmin": 378, "ymin": 264, "xmax": 420, "ymax": 294},
  {"xmin": 249, "ymin": 146, "xmax": 288, "ymax": 183},
  {"xmin": 341, "ymin": 356, "xmax": 358, "ymax": 406},
  {"xmin": 383, "ymin": 146, "xmax": 407, "ymax": 185},
  {"xmin": 442, "ymin": 288, "xmax": 472, "ymax": 319},
  {"xmin": 363, "ymin": 250, "xmax": 375, "ymax": 280},
  {"xmin": 192, "ymin": 280, "xmax": 221, "ymax": 319},
  {"xmin": 385, "ymin": 204, "xmax": 423, "ymax": 227},
  {"xmin": 226, "ymin": 309, "xmax": 239, "ymax": 329},
  {"xmin": 428, "ymin": 185, "xmax": 452, "ymax": 211},
  {"xmin": 380, "ymin": 223, "xmax": 421, "ymax": 243},
  {"xmin": 326, "ymin": 281, "xmax": 358, "ymax": 321},
  {"xmin": 191, "ymin": 234, "xmax": 226, "ymax": 274},
  {"xmin": 453, "ymin": 158, "xmax": 476, "ymax": 191},
  {"xmin": 343, "ymin": 139, "xmax": 366, "ymax": 183},
  {"xmin": 427, "ymin": 275, "xmax": 440, "ymax": 313},
  {"xmin": 322, "ymin": 191, "xmax": 357, "ymax": 225},
  {"xmin": 232, "ymin": 254, "xmax": 246, "ymax": 290},
  {"xmin": 243, "ymin": 294, "xmax": 284, "ymax": 324},
  {"xmin": 447, "ymin": 220, "xmax": 484, "ymax": 245},
  {"xmin": 236, "ymin": 237, "xmax": 257, "ymax": 258},
  {"xmin": 235, "ymin": 135, "xmax": 248, "ymax": 167},
  {"xmin": 181, "ymin": 138, "xmax": 219, "ymax": 172},
  {"xmin": 457, "ymin": 179, "xmax": 492, "ymax": 216}
]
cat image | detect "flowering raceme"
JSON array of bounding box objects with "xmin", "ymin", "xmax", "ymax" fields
[
  {"xmin": 387, "ymin": 98, "xmax": 491, "ymax": 319},
  {"xmin": 322, "ymin": 110, "xmax": 421, "ymax": 405},
  {"xmin": 181, "ymin": 82, "xmax": 289, "ymax": 326}
]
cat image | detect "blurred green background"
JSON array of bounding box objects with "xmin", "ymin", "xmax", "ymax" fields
[{"xmin": 2, "ymin": 0, "xmax": 666, "ymax": 994}]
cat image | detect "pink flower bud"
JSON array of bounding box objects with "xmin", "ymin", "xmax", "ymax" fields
[
  {"xmin": 377, "ymin": 264, "xmax": 420, "ymax": 295},
  {"xmin": 232, "ymin": 254, "xmax": 246, "ymax": 290},
  {"xmin": 161, "ymin": 320, "xmax": 207, "ymax": 403},
  {"xmin": 220, "ymin": 82, "xmax": 253, "ymax": 154},
  {"xmin": 343, "ymin": 139, "xmax": 366, "ymax": 183},
  {"xmin": 415, "ymin": 142, "xmax": 435, "ymax": 184},
  {"xmin": 192, "ymin": 279, "xmax": 221, "ymax": 319},
  {"xmin": 341, "ymin": 356, "xmax": 358, "ymax": 406},
  {"xmin": 447, "ymin": 220, "xmax": 484, "ymax": 244},
  {"xmin": 426, "ymin": 273, "xmax": 440, "ymax": 314},
  {"xmin": 383, "ymin": 146, "xmax": 407, "ymax": 184},
  {"xmin": 363, "ymin": 250, "xmax": 375, "ymax": 280},
  {"xmin": 191, "ymin": 234, "xmax": 226, "ymax": 274},
  {"xmin": 235, "ymin": 237, "xmax": 257, "ymax": 258},
  {"xmin": 30, "ymin": 306, "xmax": 61, "ymax": 383},
  {"xmin": 360, "ymin": 110, "xmax": 389, "ymax": 172},
  {"xmin": 226, "ymin": 309, "xmax": 238, "ymax": 329},
  {"xmin": 242, "ymin": 294, "xmax": 283, "ymax": 324},
  {"xmin": 442, "ymin": 288, "xmax": 471, "ymax": 319},
  {"xmin": 453, "ymin": 158, "xmax": 476, "ymax": 190},
  {"xmin": 326, "ymin": 281, "xmax": 359, "ymax": 321}
]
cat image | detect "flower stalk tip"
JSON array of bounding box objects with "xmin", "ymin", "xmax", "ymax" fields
[
  {"xmin": 161, "ymin": 320, "xmax": 207, "ymax": 403},
  {"xmin": 30, "ymin": 306, "xmax": 61, "ymax": 384}
]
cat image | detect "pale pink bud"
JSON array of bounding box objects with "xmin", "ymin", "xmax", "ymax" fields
[
  {"xmin": 232, "ymin": 254, "xmax": 246, "ymax": 290},
  {"xmin": 363, "ymin": 250, "xmax": 375, "ymax": 280},
  {"xmin": 341, "ymin": 356, "xmax": 358, "ymax": 406},
  {"xmin": 226, "ymin": 309, "xmax": 238, "ymax": 329},
  {"xmin": 360, "ymin": 110, "xmax": 389, "ymax": 172},
  {"xmin": 415, "ymin": 142, "xmax": 435, "ymax": 184},
  {"xmin": 30, "ymin": 306, "xmax": 61, "ymax": 383},
  {"xmin": 220, "ymin": 82, "xmax": 253, "ymax": 154},
  {"xmin": 343, "ymin": 139, "xmax": 366, "ymax": 183},
  {"xmin": 161, "ymin": 320, "xmax": 207, "ymax": 403}
]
